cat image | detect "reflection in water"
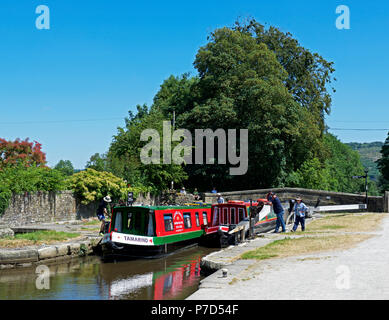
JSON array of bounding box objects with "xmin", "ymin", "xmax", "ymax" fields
[
  {"xmin": 0, "ymin": 246, "xmax": 214, "ymax": 300},
  {"xmin": 109, "ymin": 273, "xmax": 154, "ymax": 298}
]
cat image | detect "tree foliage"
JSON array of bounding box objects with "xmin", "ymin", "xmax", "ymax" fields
[
  {"xmin": 286, "ymin": 133, "xmax": 369, "ymax": 193},
  {"xmin": 0, "ymin": 138, "xmax": 46, "ymax": 168},
  {"xmin": 107, "ymin": 105, "xmax": 188, "ymax": 191},
  {"xmin": 91, "ymin": 19, "xmax": 368, "ymax": 196},
  {"xmin": 233, "ymin": 19, "xmax": 336, "ymax": 131},
  {"xmin": 377, "ymin": 132, "xmax": 389, "ymax": 192},
  {"xmin": 153, "ymin": 22, "xmax": 330, "ymax": 190},
  {"xmin": 54, "ymin": 160, "xmax": 74, "ymax": 176}
]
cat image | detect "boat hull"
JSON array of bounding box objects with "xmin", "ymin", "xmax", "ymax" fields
[
  {"xmin": 101, "ymin": 237, "xmax": 200, "ymax": 261},
  {"xmin": 201, "ymin": 218, "xmax": 278, "ymax": 248}
]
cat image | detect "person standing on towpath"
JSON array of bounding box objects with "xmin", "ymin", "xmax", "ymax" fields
[
  {"xmin": 291, "ymin": 196, "xmax": 308, "ymax": 232},
  {"xmin": 266, "ymin": 192, "xmax": 286, "ymax": 233}
]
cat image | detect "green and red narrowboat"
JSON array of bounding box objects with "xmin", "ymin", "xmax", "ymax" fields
[
  {"xmin": 101, "ymin": 204, "xmax": 211, "ymax": 260},
  {"xmin": 202, "ymin": 199, "xmax": 278, "ymax": 247}
]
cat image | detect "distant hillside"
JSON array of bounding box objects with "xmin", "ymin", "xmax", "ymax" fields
[{"xmin": 347, "ymin": 142, "xmax": 383, "ymax": 181}]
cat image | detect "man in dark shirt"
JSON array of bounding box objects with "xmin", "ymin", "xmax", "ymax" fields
[
  {"xmin": 266, "ymin": 192, "xmax": 286, "ymax": 233},
  {"xmin": 97, "ymin": 195, "xmax": 112, "ymax": 235}
]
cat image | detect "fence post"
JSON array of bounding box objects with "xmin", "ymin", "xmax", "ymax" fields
[{"xmin": 385, "ymin": 191, "xmax": 389, "ymax": 213}]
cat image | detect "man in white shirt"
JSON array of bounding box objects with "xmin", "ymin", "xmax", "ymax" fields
[{"xmin": 217, "ymin": 193, "xmax": 225, "ymax": 204}]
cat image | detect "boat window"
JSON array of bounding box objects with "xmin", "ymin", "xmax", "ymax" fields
[
  {"xmin": 127, "ymin": 212, "xmax": 132, "ymax": 229},
  {"xmin": 231, "ymin": 207, "xmax": 236, "ymax": 224},
  {"xmin": 223, "ymin": 208, "xmax": 229, "ymax": 224},
  {"xmin": 147, "ymin": 212, "xmax": 154, "ymax": 236},
  {"xmin": 202, "ymin": 212, "xmax": 208, "ymax": 226},
  {"xmin": 212, "ymin": 207, "xmax": 219, "ymax": 226},
  {"xmin": 164, "ymin": 214, "xmax": 174, "ymax": 232},
  {"xmin": 114, "ymin": 212, "xmax": 122, "ymax": 232},
  {"xmin": 195, "ymin": 212, "xmax": 200, "ymax": 227},
  {"xmin": 183, "ymin": 212, "xmax": 192, "ymax": 229},
  {"xmin": 238, "ymin": 208, "xmax": 245, "ymax": 221}
]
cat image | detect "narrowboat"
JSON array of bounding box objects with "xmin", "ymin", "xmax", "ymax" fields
[
  {"xmin": 101, "ymin": 204, "xmax": 211, "ymax": 260},
  {"xmin": 201, "ymin": 199, "xmax": 278, "ymax": 247}
]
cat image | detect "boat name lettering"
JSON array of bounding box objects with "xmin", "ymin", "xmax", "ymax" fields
[{"xmin": 124, "ymin": 235, "xmax": 149, "ymax": 243}]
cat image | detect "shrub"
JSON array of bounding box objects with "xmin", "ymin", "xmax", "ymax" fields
[{"xmin": 67, "ymin": 168, "xmax": 130, "ymax": 205}]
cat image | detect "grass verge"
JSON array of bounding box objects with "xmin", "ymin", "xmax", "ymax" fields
[
  {"xmin": 241, "ymin": 212, "xmax": 385, "ymax": 261},
  {"xmin": 0, "ymin": 230, "xmax": 81, "ymax": 248},
  {"xmin": 82, "ymin": 220, "xmax": 101, "ymax": 226},
  {"xmin": 241, "ymin": 234, "xmax": 372, "ymax": 260},
  {"xmin": 303, "ymin": 213, "xmax": 384, "ymax": 233}
]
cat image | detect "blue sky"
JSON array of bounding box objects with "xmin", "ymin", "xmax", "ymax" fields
[{"xmin": 1, "ymin": 0, "xmax": 388, "ymax": 169}]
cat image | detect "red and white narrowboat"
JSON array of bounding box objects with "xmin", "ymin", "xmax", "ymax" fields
[
  {"xmin": 201, "ymin": 199, "xmax": 278, "ymax": 247},
  {"xmin": 101, "ymin": 204, "xmax": 211, "ymax": 260}
]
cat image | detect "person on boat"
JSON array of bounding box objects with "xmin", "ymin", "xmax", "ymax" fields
[
  {"xmin": 193, "ymin": 188, "xmax": 200, "ymax": 200},
  {"xmin": 97, "ymin": 195, "xmax": 112, "ymax": 236},
  {"xmin": 266, "ymin": 192, "xmax": 286, "ymax": 233},
  {"xmin": 290, "ymin": 197, "xmax": 308, "ymax": 232},
  {"xmin": 217, "ymin": 193, "xmax": 225, "ymax": 204},
  {"xmin": 211, "ymin": 187, "xmax": 217, "ymax": 194},
  {"xmin": 180, "ymin": 187, "xmax": 187, "ymax": 195}
]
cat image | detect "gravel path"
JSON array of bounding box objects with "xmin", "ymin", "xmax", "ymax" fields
[{"xmin": 188, "ymin": 213, "xmax": 389, "ymax": 300}]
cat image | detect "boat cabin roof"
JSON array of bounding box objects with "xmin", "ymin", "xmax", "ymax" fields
[
  {"xmin": 214, "ymin": 199, "xmax": 264, "ymax": 206},
  {"xmin": 113, "ymin": 204, "xmax": 211, "ymax": 212}
]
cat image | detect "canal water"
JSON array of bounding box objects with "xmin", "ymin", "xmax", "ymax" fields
[{"xmin": 0, "ymin": 246, "xmax": 216, "ymax": 300}]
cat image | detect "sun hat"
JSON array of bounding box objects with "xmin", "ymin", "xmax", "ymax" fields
[
  {"xmin": 103, "ymin": 195, "xmax": 112, "ymax": 202},
  {"xmin": 296, "ymin": 196, "xmax": 302, "ymax": 201}
]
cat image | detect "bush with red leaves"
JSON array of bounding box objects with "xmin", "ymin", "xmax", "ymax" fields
[{"xmin": 0, "ymin": 138, "xmax": 46, "ymax": 168}]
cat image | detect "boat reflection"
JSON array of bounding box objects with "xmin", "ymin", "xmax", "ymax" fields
[
  {"xmin": 0, "ymin": 246, "xmax": 214, "ymax": 300},
  {"xmin": 104, "ymin": 252, "xmax": 203, "ymax": 300}
]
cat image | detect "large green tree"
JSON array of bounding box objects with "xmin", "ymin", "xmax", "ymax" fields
[
  {"xmin": 100, "ymin": 19, "xmax": 345, "ymax": 193},
  {"xmin": 54, "ymin": 160, "xmax": 74, "ymax": 176},
  {"xmin": 377, "ymin": 132, "xmax": 389, "ymax": 192},
  {"xmin": 154, "ymin": 22, "xmax": 331, "ymax": 190}
]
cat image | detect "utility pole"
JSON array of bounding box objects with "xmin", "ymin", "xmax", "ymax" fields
[
  {"xmin": 352, "ymin": 168, "xmax": 369, "ymax": 210},
  {"xmin": 364, "ymin": 168, "xmax": 369, "ymax": 208}
]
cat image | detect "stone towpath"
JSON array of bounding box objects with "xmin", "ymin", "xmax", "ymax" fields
[{"xmin": 187, "ymin": 213, "xmax": 389, "ymax": 300}]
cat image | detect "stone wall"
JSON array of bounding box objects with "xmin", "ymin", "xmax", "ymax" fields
[
  {"xmin": 0, "ymin": 190, "xmax": 195, "ymax": 227},
  {"xmin": 1, "ymin": 188, "xmax": 387, "ymax": 227},
  {"xmin": 204, "ymin": 187, "xmax": 388, "ymax": 213},
  {"xmin": 0, "ymin": 191, "xmax": 77, "ymax": 227}
]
